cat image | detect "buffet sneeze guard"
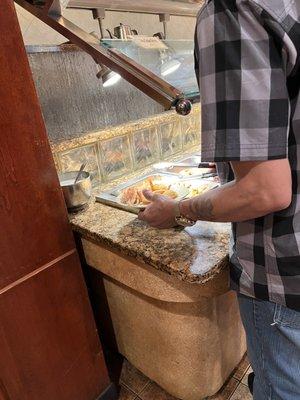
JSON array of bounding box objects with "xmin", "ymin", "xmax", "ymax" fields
[{"xmin": 15, "ymin": 0, "xmax": 200, "ymax": 115}]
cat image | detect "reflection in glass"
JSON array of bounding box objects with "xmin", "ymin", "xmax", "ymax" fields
[
  {"xmin": 101, "ymin": 39, "xmax": 199, "ymax": 99},
  {"xmin": 161, "ymin": 59, "xmax": 181, "ymax": 77}
]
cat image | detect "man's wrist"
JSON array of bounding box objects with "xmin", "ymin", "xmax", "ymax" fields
[
  {"xmin": 179, "ymin": 199, "xmax": 196, "ymax": 221},
  {"xmin": 173, "ymin": 199, "xmax": 196, "ymax": 227}
]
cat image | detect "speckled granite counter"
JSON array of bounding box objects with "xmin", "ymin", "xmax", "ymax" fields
[
  {"xmin": 70, "ymin": 199, "xmax": 231, "ymax": 284},
  {"xmin": 69, "ymin": 183, "xmax": 246, "ymax": 400}
]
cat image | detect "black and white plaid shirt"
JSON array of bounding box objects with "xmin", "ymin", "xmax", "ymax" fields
[{"xmin": 195, "ymin": 0, "xmax": 300, "ymax": 310}]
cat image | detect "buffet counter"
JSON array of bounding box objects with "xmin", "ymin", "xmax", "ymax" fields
[
  {"xmin": 70, "ymin": 199, "xmax": 246, "ymax": 400},
  {"xmin": 70, "ymin": 200, "xmax": 230, "ymax": 284}
]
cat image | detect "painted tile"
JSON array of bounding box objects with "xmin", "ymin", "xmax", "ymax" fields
[
  {"xmin": 58, "ymin": 143, "xmax": 100, "ymax": 187},
  {"xmin": 120, "ymin": 361, "xmax": 248, "ymax": 400},
  {"xmin": 233, "ymin": 355, "xmax": 250, "ymax": 381},
  {"xmin": 139, "ymin": 382, "xmax": 178, "ymax": 400},
  {"xmin": 119, "ymin": 385, "xmax": 137, "ymax": 400},
  {"xmin": 229, "ymin": 383, "xmax": 252, "ymax": 400},
  {"xmin": 209, "ymin": 377, "xmax": 240, "ymax": 400},
  {"xmin": 132, "ymin": 127, "xmax": 159, "ymax": 169},
  {"xmin": 193, "ymin": 111, "xmax": 201, "ymax": 132},
  {"xmin": 120, "ymin": 360, "xmax": 150, "ymax": 395},
  {"xmin": 241, "ymin": 366, "xmax": 253, "ymax": 386},
  {"xmin": 158, "ymin": 121, "xmax": 182, "ymax": 157},
  {"xmin": 181, "ymin": 114, "xmax": 201, "ymax": 149},
  {"xmin": 99, "ymin": 135, "xmax": 132, "ymax": 181}
]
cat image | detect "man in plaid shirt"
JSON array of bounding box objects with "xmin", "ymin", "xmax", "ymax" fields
[{"xmin": 139, "ymin": 0, "xmax": 300, "ymax": 398}]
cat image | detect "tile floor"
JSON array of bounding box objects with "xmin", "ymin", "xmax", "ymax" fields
[{"xmin": 118, "ymin": 355, "xmax": 253, "ymax": 400}]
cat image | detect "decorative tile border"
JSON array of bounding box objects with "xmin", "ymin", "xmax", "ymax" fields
[
  {"xmin": 99, "ymin": 135, "xmax": 133, "ymax": 181},
  {"xmin": 57, "ymin": 143, "xmax": 101, "ymax": 187},
  {"xmin": 181, "ymin": 112, "xmax": 201, "ymax": 149},
  {"xmin": 131, "ymin": 127, "xmax": 159, "ymax": 170},
  {"xmin": 53, "ymin": 104, "xmax": 201, "ymax": 185},
  {"xmin": 158, "ymin": 120, "xmax": 182, "ymax": 158}
]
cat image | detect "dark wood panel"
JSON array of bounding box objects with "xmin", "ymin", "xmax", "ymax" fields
[
  {"xmin": 0, "ymin": 252, "xmax": 110, "ymax": 400},
  {"xmin": 0, "ymin": 3, "xmax": 115, "ymax": 400},
  {"xmin": 0, "ymin": 0, "xmax": 74, "ymax": 289}
]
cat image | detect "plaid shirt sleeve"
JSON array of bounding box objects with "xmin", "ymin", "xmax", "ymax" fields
[{"xmin": 195, "ymin": 0, "xmax": 291, "ymax": 162}]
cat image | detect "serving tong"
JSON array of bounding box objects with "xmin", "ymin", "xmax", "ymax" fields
[
  {"xmin": 153, "ymin": 161, "xmax": 217, "ymax": 179},
  {"xmin": 170, "ymin": 162, "xmax": 214, "ymax": 169}
]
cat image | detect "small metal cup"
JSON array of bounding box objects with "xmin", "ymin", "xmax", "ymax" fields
[{"xmin": 59, "ymin": 171, "xmax": 92, "ymax": 211}]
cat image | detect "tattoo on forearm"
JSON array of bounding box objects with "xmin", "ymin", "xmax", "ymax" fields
[{"xmin": 188, "ymin": 196, "xmax": 215, "ymax": 221}]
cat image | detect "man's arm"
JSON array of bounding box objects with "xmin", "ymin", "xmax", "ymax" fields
[
  {"xmin": 138, "ymin": 158, "xmax": 292, "ymax": 228},
  {"xmin": 180, "ymin": 159, "xmax": 292, "ymax": 222}
]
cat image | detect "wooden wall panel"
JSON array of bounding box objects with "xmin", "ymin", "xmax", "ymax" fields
[
  {"xmin": 0, "ymin": 0, "xmax": 74, "ymax": 289},
  {"xmin": 0, "ymin": 253, "xmax": 110, "ymax": 400},
  {"xmin": 0, "ymin": 2, "xmax": 114, "ymax": 399}
]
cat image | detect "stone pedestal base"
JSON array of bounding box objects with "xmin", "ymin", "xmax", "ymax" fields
[{"xmin": 82, "ymin": 239, "xmax": 246, "ymax": 400}]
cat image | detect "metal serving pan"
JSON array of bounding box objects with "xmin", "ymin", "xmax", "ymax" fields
[
  {"xmin": 109, "ymin": 173, "xmax": 179, "ymax": 196},
  {"xmin": 95, "ymin": 173, "xmax": 179, "ymax": 214},
  {"xmin": 95, "ymin": 172, "xmax": 218, "ymax": 214},
  {"xmin": 153, "ymin": 155, "xmax": 216, "ymax": 180}
]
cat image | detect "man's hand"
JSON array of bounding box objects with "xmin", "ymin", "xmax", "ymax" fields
[{"xmin": 138, "ymin": 190, "xmax": 178, "ymax": 229}]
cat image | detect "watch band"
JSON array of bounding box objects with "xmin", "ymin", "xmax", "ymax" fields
[{"xmin": 174, "ymin": 201, "xmax": 196, "ymax": 227}]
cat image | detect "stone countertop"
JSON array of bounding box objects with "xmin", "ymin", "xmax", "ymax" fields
[{"xmin": 70, "ymin": 199, "xmax": 231, "ymax": 284}]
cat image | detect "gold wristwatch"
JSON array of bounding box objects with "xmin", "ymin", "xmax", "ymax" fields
[{"xmin": 174, "ymin": 201, "xmax": 196, "ymax": 227}]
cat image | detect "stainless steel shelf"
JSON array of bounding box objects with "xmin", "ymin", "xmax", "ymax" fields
[{"xmin": 67, "ymin": 0, "xmax": 200, "ymax": 16}]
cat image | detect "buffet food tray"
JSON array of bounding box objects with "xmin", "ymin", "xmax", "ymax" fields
[
  {"xmin": 95, "ymin": 172, "xmax": 217, "ymax": 215},
  {"xmin": 95, "ymin": 173, "xmax": 178, "ymax": 215},
  {"xmin": 109, "ymin": 173, "xmax": 179, "ymax": 196}
]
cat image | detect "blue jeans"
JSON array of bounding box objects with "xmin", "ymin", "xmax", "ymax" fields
[{"xmin": 238, "ymin": 294, "xmax": 300, "ymax": 400}]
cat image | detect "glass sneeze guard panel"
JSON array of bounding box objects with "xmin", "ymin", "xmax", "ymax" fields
[
  {"xmin": 101, "ymin": 39, "xmax": 199, "ymax": 100},
  {"xmin": 15, "ymin": 0, "xmax": 199, "ymax": 113}
]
